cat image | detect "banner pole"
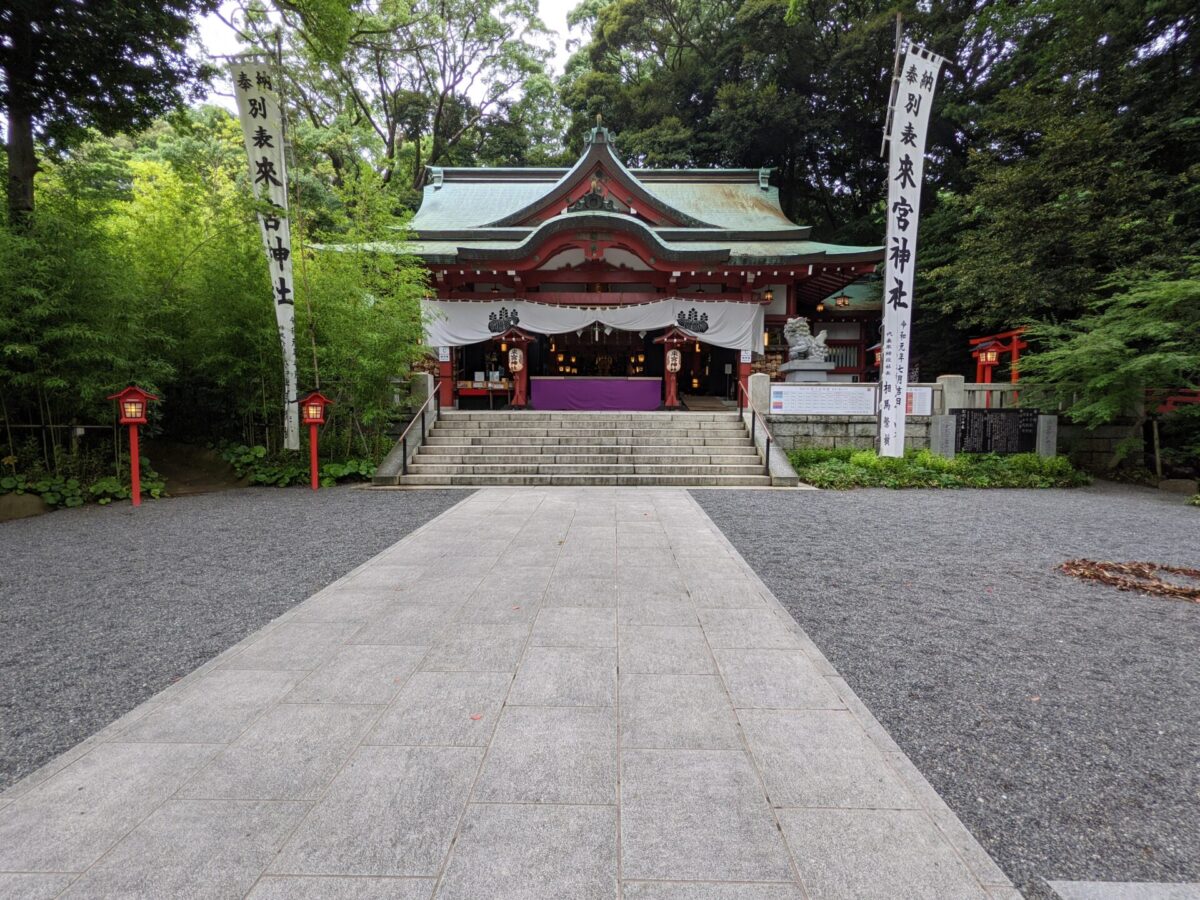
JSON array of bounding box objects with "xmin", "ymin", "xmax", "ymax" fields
[{"xmin": 877, "ymin": 38, "xmax": 946, "ymax": 456}]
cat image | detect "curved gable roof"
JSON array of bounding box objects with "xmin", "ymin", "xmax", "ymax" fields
[{"xmin": 485, "ymin": 125, "xmax": 719, "ymax": 228}]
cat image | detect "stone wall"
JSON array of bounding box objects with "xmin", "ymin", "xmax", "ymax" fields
[
  {"xmin": 765, "ymin": 415, "xmax": 931, "ymax": 451},
  {"xmin": 1058, "ymin": 420, "xmax": 1143, "ymax": 471},
  {"xmin": 765, "ymin": 413, "xmax": 1141, "ymax": 469}
]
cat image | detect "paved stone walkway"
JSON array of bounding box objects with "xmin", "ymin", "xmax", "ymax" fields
[{"xmin": 0, "ymin": 488, "xmax": 1017, "ymax": 899}]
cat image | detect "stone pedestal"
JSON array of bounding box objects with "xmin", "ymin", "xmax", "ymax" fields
[
  {"xmin": 779, "ymin": 360, "xmax": 836, "ymax": 383},
  {"xmin": 931, "ymin": 415, "xmax": 957, "ymax": 459},
  {"xmin": 1036, "ymin": 415, "xmax": 1058, "ymax": 458}
]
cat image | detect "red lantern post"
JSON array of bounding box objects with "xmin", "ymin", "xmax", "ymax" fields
[
  {"xmin": 300, "ymin": 391, "xmax": 333, "ymax": 491},
  {"xmin": 493, "ymin": 327, "xmax": 533, "ymax": 408},
  {"xmin": 108, "ymin": 386, "xmax": 159, "ymax": 507},
  {"xmin": 654, "ymin": 326, "xmax": 692, "ymax": 410}
]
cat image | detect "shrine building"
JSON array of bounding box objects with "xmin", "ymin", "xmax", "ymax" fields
[{"xmin": 412, "ymin": 121, "xmax": 883, "ymax": 410}]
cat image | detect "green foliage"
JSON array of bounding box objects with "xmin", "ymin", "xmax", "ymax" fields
[
  {"xmin": 787, "ymin": 448, "xmax": 1091, "ymax": 489},
  {"xmin": 1021, "ymin": 267, "xmax": 1200, "ymax": 428},
  {"xmin": 1, "ymin": 472, "xmax": 84, "ymax": 508},
  {"xmin": 1187, "ymin": 494, "xmax": 1199, "ymax": 508},
  {"xmin": 1, "ymin": 459, "xmax": 165, "ymax": 507},
  {"xmin": 1, "ymin": 0, "xmax": 218, "ymax": 220},
  {"xmin": 0, "ymin": 105, "xmax": 428, "ymax": 462},
  {"xmin": 921, "ymin": 0, "xmax": 1200, "ymax": 338},
  {"xmin": 219, "ymin": 443, "xmax": 376, "ymax": 488},
  {"xmin": 253, "ymin": 0, "xmax": 562, "ymax": 197},
  {"xmin": 320, "ymin": 458, "xmax": 375, "ymax": 487},
  {"xmin": 560, "ymin": 0, "xmax": 979, "ymax": 240}
]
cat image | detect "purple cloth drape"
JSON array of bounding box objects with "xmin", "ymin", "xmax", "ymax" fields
[{"xmin": 531, "ymin": 378, "xmax": 662, "ymax": 411}]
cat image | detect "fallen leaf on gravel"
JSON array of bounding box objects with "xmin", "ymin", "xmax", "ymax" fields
[
  {"xmin": 470, "ymin": 714, "xmax": 483, "ymax": 720},
  {"xmin": 1059, "ymin": 559, "xmax": 1200, "ymax": 602}
]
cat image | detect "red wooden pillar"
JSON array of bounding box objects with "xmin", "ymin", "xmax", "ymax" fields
[
  {"xmin": 438, "ymin": 356, "xmax": 454, "ymax": 407},
  {"xmin": 128, "ymin": 424, "xmax": 142, "ymax": 506},
  {"xmin": 308, "ymin": 423, "xmax": 320, "ymax": 490},
  {"xmin": 737, "ymin": 358, "xmax": 751, "ymax": 408}
]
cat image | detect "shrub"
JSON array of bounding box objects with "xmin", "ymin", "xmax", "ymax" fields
[
  {"xmin": 786, "ymin": 448, "xmax": 1091, "ymax": 490},
  {"xmin": 0, "ymin": 460, "xmax": 165, "ymax": 507},
  {"xmin": 219, "ymin": 443, "xmax": 376, "ymax": 488}
]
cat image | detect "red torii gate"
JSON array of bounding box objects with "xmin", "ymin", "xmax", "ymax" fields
[{"xmin": 969, "ymin": 327, "xmax": 1028, "ymax": 384}]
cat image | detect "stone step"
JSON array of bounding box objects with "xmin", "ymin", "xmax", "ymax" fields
[
  {"xmin": 407, "ymin": 463, "xmax": 769, "ymax": 476},
  {"xmin": 394, "ymin": 473, "xmax": 773, "ymax": 487},
  {"xmin": 438, "ymin": 411, "xmax": 740, "ymax": 422},
  {"xmin": 429, "ymin": 432, "xmax": 748, "ymax": 441},
  {"xmin": 431, "ymin": 426, "xmax": 748, "ymax": 438},
  {"xmin": 425, "ymin": 435, "xmax": 754, "ymax": 447},
  {"xmin": 379, "ymin": 407, "xmax": 764, "ymax": 488},
  {"xmin": 435, "ymin": 418, "xmax": 746, "ymax": 429},
  {"xmin": 415, "ymin": 453, "xmax": 761, "ymax": 466},
  {"xmin": 418, "ymin": 443, "xmax": 760, "ymax": 456}
]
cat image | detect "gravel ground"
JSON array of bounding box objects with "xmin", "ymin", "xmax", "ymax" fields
[
  {"xmin": 693, "ymin": 482, "xmax": 1199, "ymax": 899},
  {"xmin": 0, "ymin": 485, "xmax": 469, "ymax": 791}
]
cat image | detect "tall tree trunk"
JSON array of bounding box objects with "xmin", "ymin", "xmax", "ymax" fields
[
  {"xmin": 5, "ymin": 106, "xmax": 37, "ymax": 224},
  {"xmin": 3, "ymin": 4, "xmax": 38, "ymax": 225}
]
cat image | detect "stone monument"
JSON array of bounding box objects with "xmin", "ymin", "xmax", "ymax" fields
[{"xmin": 779, "ymin": 317, "xmax": 836, "ymax": 383}]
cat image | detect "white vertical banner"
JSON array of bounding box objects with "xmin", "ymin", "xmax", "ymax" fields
[
  {"xmin": 878, "ymin": 44, "xmax": 944, "ymax": 456},
  {"xmin": 230, "ymin": 60, "xmax": 301, "ymax": 450}
]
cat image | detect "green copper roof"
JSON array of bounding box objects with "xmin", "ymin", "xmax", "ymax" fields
[
  {"xmin": 820, "ymin": 280, "xmax": 882, "ymax": 310},
  {"xmin": 395, "ymin": 126, "xmax": 883, "ymax": 268}
]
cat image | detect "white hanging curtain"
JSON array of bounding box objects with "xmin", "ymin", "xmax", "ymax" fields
[{"xmin": 423, "ymin": 298, "xmax": 765, "ymax": 352}]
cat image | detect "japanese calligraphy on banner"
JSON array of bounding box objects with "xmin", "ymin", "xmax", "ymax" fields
[
  {"xmin": 878, "ymin": 44, "xmax": 945, "ymax": 457},
  {"xmin": 230, "ymin": 61, "xmax": 300, "ymax": 450}
]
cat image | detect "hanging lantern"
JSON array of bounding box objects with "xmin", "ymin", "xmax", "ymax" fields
[
  {"xmin": 508, "ymin": 346, "xmax": 525, "ymax": 372},
  {"xmin": 500, "ymin": 342, "xmax": 508, "ymax": 353},
  {"xmin": 666, "ymin": 349, "xmax": 682, "ymax": 373}
]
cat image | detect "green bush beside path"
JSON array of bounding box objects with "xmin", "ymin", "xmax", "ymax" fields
[{"xmin": 787, "ymin": 448, "xmax": 1091, "ymax": 490}]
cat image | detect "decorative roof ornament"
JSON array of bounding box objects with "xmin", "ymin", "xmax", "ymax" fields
[
  {"xmin": 567, "ymin": 173, "xmax": 617, "ymax": 213},
  {"xmin": 586, "ymin": 111, "xmax": 612, "ymax": 146}
]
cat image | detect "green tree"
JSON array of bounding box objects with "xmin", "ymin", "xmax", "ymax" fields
[
  {"xmin": 241, "ymin": 0, "xmax": 558, "ymax": 201},
  {"xmin": 1022, "ymin": 268, "xmax": 1200, "ymax": 440},
  {"xmin": 923, "ymin": 0, "xmax": 1200, "ymax": 331},
  {"xmin": 0, "ymin": 0, "xmax": 217, "ymax": 223}
]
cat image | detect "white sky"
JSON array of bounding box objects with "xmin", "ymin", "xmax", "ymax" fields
[{"xmin": 194, "ymin": 0, "xmax": 582, "ymax": 110}]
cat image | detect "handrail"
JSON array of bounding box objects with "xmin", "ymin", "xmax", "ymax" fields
[
  {"xmin": 737, "ymin": 381, "xmax": 774, "ymax": 477},
  {"xmin": 396, "ymin": 387, "xmax": 441, "ymax": 477}
]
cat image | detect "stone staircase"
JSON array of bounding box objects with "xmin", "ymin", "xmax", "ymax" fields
[{"xmin": 383, "ymin": 410, "xmax": 770, "ymax": 486}]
